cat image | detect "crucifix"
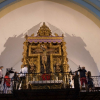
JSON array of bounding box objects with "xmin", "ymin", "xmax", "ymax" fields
[{"xmin": 32, "ymin": 44, "xmax": 54, "ymax": 73}]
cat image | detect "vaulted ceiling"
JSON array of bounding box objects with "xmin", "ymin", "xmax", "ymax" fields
[{"xmin": 0, "ymin": 0, "xmax": 100, "ymax": 27}]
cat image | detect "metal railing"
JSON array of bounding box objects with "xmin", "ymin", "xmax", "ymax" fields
[
  {"xmin": 17, "ymin": 72, "xmax": 69, "ymax": 90},
  {"xmin": 91, "ymin": 76, "xmax": 100, "ymax": 87},
  {"xmin": 0, "ymin": 73, "xmax": 100, "ymax": 94},
  {"xmin": 0, "ymin": 78, "xmax": 13, "ymax": 94}
]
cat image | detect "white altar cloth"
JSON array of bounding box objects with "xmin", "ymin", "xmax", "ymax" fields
[{"xmin": 28, "ymin": 80, "xmax": 63, "ymax": 84}]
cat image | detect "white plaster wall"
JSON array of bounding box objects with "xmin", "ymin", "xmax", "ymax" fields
[{"xmin": 0, "ymin": 1, "xmax": 100, "ymax": 76}]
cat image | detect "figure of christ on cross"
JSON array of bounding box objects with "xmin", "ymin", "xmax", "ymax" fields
[{"xmin": 34, "ymin": 44, "xmax": 54, "ymax": 73}]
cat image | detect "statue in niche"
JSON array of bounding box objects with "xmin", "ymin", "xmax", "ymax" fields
[
  {"xmin": 55, "ymin": 63, "xmax": 61, "ymax": 73},
  {"xmin": 28, "ymin": 58, "xmax": 37, "ymax": 73},
  {"xmin": 29, "ymin": 64, "xmax": 36, "ymax": 73},
  {"xmin": 53, "ymin": 57, "xmax": 62, "ymax": 73}
]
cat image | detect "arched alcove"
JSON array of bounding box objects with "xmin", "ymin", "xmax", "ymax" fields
[{"xmin": 0, "ymin": 1, "xmax": 100, "ymax": 76}]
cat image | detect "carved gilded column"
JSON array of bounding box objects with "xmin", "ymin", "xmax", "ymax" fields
[
  {"xmin": 22, "ymin": 39, "xmax": 29, "ymax": 88},
  {"xmin": 37, "ymin": 54, "xmax": 40, "ymax": 81},
  {"xmin": 50, "ymin": 54, "xmax": 54, "ymax": 73},
  {"xmin": 50, "ymin": 54, "xmax": 54, "ymax": 79},
  {"xmin": 62, "ymin": 40, "xmax": 69, "ymax": 72},
  {"xmin": 62, "ymin": 38, "xmax": 69, "ymax": 85},
  {"xmin": 22, "ymin": 40, "xmax": 28, "ymax": 67},
  {"xmin": 38, "ymin": 54, "xmax": 40, "ymax": 73}
]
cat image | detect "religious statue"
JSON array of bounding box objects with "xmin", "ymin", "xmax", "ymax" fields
[
  {"xmin": 55, "ymin": 63, "xmax": 61, "ymax": 73},
  {"xmin": 32, "ymin": 44, "xmax": 54, "ymax": 73},
  {"xmin": 30, "ymin": 64, "xmax": 36, "ymax": 73},
  {"xmin": 41, "ymin": 44, "xmax": 47, "ymax": 73}
]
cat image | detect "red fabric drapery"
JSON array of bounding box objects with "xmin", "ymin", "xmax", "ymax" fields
[{"xmin": 41, "ymin": 74, "xmax": 50, "ymax": 80}]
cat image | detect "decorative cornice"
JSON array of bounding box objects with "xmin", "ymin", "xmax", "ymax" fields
[
  {"xmin": 27, "ymin": 37, "xmax": 63, "ymax": 40},
  {"xmin": 28, "ymin": 39, "xmax": 62, "ymax": 43}
]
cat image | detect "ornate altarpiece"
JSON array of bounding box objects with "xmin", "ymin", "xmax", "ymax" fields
[{"xmin": 21, "ymin": 23, "xmax": 70, "ymax": 89}]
